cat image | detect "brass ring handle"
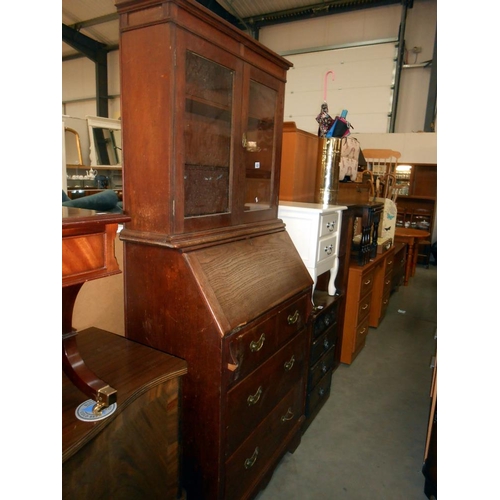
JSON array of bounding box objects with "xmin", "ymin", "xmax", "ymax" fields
[
  {"xmin": 287, "ymin": 310, "xmax": 300, "ymax": 325},
  {"xmin": 387, "ymin": 260, "xmax": 393, "ymax": 265},
  {"xmin": 360, "ymin": 328, "xmax": 366, "ymax": 334},
  {"xmin": 385, "ymin": 279, "xmax": 390, "ymax": 285},
  {"xmin": 364, "ymin": 279, "xmax": 371, "ymax": 285},
  {"xmin": 244, "ymin": 447, "xmax": 259, "ymax": 469},
  {"xmin": 362, "ymin": 303, "xmax": 368, "ymax": 310},
  {"xmin": 284, "ymin": 355, "xmax": 295, "ymax": 371},
  {"xmin": 247, "ymin": 386, "xmax": 263, "ymax": 406},
  {"xmin": 383, "ymin": 299, "xmax": 389, "ymax": 304},
  {"xmin": 281, "ymin": 408, "xmax": 294, "ymax": 422},
  {"xmin": 250, "ymin": 333, "xmax": 266, "ymax": 352}
]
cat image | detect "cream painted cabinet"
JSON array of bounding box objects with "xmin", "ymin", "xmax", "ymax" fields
[{"xmin": 278, "ymin": 202, "xmax": 347, "ymax": 297}]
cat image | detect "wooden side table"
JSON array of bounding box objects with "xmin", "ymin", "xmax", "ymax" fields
[
  {"xmin": 394, "ymin": 227, "xmax": 431, "ymax": 285},
  {"xmin": 62, "ymin": 207, "xmax": 130, "ymax": 411},
  {"xmin": 63, "ymin": 327, "xmax": 187, "ymax": 499}
]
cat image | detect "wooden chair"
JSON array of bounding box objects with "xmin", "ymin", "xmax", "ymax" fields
[
  {"xmin": 362, "ymin": 149, "xmax": 401, "ymax": 199},
  {"xmin": 362, "ymin": 149, "xmax": 401, "ymax": 176}
]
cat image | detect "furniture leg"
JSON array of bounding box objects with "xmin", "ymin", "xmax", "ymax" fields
[
  {"xmin": 405, "ymin": 239, "xmax": 414, "ymax": 285},
  {"xmin": 62, "ymin": 284, "xmax": 117, "ymax": 411}
]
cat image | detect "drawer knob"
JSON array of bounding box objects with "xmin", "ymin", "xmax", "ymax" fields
[
  {"xmin": 287, "ymin": 310, "xmax": 300, "ymax": 325},
  {"xmin": 247, "ymin": 386, "xmax": 263, "ymax": 406},
  {"xmin": 284, "ymin": 355, "xmax": 295, "ymax": 372},
  {"xmin": 318, "ymin": 387, "xmax": 326, "ymax": 397},
  {"xmin": 321, "ymin": 363, "xmax": 328, "ymax": 373},
  {"xmin": 324, "ymin": 244, "xmax": 333, "ymax": 255},
  {"xmin": 250, "ymin": 333, "xmax": 266, "ymax": 352},
  {"xmin": 323, "ymin": 339, "xmax": 329, "ymax": 350},
  {"xmin": 326, "ymin": 221, "xmax": 336, "ymax": 232},
  {"xmin": 281, "ymin": 407, "xmax": 294, "ymax": 423},
  {"xmin": 244, "ymin": 447, "xmax": 259, "ymax": 469}
]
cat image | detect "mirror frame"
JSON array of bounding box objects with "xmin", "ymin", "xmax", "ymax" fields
[
  {"xmin": 65, "ymin": 127, "xmax": 84, "ymax": 166},
  {"xmin": 86, "ymin": 115, "xmax": 122, "ymax": 167}
]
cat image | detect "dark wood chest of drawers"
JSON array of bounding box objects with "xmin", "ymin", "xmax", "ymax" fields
[{"xmin": 303, "ymin": 293, "xmax": 341, "ymax": 431}]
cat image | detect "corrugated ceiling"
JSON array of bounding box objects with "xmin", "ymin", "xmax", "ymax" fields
[{"xmin": 62, "ymin": 0, "xmax": 402, "ymax": 59}]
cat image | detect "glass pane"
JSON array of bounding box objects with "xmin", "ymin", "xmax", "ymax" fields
[
  {"xmin": 184, "ymin": 51, "xmax": 233, "ymax": 218},
  {"xmin": 243, "ymin": 80, "xmax": 277, "ymax": 212}
]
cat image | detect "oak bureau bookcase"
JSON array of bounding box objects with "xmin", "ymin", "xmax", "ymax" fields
[{"xmin": 115, "ymin": 0, "xmax": 313, "ymax": 498}]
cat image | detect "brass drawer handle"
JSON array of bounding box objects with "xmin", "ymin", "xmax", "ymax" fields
[
  {"xmin": 364, "ymin": 279, "xmax": 371, "ymax": 285},
  {"xmin": 244, "ymin": 447, "xmax": 259, "ymax": 469},
  {"xmin": 250, "ymin": 333, "xmax": 265, "ymax": 352},
  {"xmin": 326, "ymin": 221, "xmax": 336, "ymax": 232},
  {"xmin": 284, "ymin": 355, "xmax": 295, "ymax": 371},
  {"xmin": 387, "ymin": 260, "xmax": 393, "ymax": 265},
  {"xmin": 385, "ymin": 279, "xmax": 390, "ymax": 285},
  {"xmin": 287, "ymin": 310, "xmax": 300, "ymax": 325},
  {"xmin": 247, "ymin": 386, "xmax": 263, "ymax": 406},
  {"xmin": 361, "ymin": 303, "xmax": 369, "ymax": 310},
  {"xmin": 383, "ymin": 298, "xmax": 389, "ymax": 304},
  {"xmin": 281, "ymin": 408, "xmax": 294, "ymax": 422},
  {"xmin": 359, "ymin": 327, "xmax": 366, "ymax": 335}
]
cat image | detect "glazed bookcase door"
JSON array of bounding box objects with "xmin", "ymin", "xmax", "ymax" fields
[
  {"xmin": 240, "ymin": 65, "xmax": 284, "ymax": 224},
  {"xmin": 176, "ymin": 30, "xmax": 243, "ymax": 234}
]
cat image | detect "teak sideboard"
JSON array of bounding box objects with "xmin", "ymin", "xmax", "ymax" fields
[{"xmin": 115, "ymin": 1, "xmax": 313, "ymax": 499}]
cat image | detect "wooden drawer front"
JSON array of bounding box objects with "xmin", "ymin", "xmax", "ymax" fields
[
  {"xmin": 310, "ymin": 324, "xmax": 337, "ymax": 366},
  {"xmin": 319, "ymin": 211, "xmax": 340, "ymax": 238},
  {"xmin": 225, "ymin": 384, "xmax": 303, "ymax": 500},
  {"xmin": 276, "ymin": 293, "xmax": 309, "ymax": 346},
  {"xmin": 316, "ymin": 233, "xmax": 338, "ymax": 264},
  {"xmin": 354, "ymin": 315, "xmax": 370, "ymax": 352},
  {"xmin": 357, "ymin": 292, "xmax": 372, "ymax": 324},
  {"xmin": 312, "ymin": 301, "xmax": 339, "ymax": 340},
  {"xmin": 385, "ymin": 254, "xmax": 394, "ymax": 277},
  {"xmin": 225, "ymin": 332, "xmax": 307, "ymax": 455},
  {"xmin": 359, "ymin": 269, "xmax": 375, "ymax": 298},
  {"xmin": 308, "ymin": 347, "xmax": 335, "ymax": 389},
  {"xmin": 380, "ymin": 291, "xmax": 391, "ymax": 321},
  {"xmin": 306, "ymin": 370, "xmax": 332, "ymax": 417},
  {"xmin": 227, "ymin": 315, "xmax": 277, "ymax": 384}
]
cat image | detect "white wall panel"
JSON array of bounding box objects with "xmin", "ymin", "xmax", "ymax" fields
[{"xmin": 283, "ymin": 42, "xmax": 396, "ymax": 135}]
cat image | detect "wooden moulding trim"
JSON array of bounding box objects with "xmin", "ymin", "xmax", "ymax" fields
[
  {"xmin": 116, "ymin": 0, "xmax": 292, "ymax": 73},
  {"xmin": 120, "ymin": 220, "xmax": 287, "ymax": 251}
]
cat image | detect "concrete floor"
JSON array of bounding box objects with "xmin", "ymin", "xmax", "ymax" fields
[{"xmin": 256, "ymin": 264, "xmax": 437, "ymax": 500}]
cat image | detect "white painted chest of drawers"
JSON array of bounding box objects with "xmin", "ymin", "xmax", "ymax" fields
[{"xmin": 278, "ymin": 202, "xmax": 347, "ymax": 297}]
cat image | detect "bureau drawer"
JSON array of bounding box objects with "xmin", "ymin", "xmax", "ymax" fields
[
  {"xmin": 225, "ymin": 331, "xmax": 307, "ymax": 455},
  {"xmin": 357, "ymin": 292, "xmax": 372, "ymax": 324},
  {"xmin": 319, "ymin": 211, "xmax": 340, "ymax": 237},
  {"xmin": 227, "ymin": 315, "xmax": 277, "ymax": 384},
  {"xmin": 224, "ymin": 383, "xmax": 303, "ymax": 500},
  {"xmin": 312, "ymin": 301, "xmax": 339, "ymax": 339},
  {"xmin": 310, "ymin": 324, "xmax": 337, "ymax": 366},
  {"xmin": 308, "ymin": 346, "xmax": 335, "ymax": 389},
  {"xmin": 276, "ymin": 293, "xmax": 309, "ymax": 345},
  {"xmin": 359, "ymin": 269, "xmax": 375, "ymax": 297},
  {"xmin": 316, "ymin": 233, "xmax": 338, "ymax": 264}
]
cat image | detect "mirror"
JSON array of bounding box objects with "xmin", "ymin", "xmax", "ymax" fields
[
  {"xmin": 65, "ymin": 127, "xmax": 83, "ymax": 166},
  {"xmin": 87, "ymin": 116, "xmax": 122, "ymax": 167}
]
